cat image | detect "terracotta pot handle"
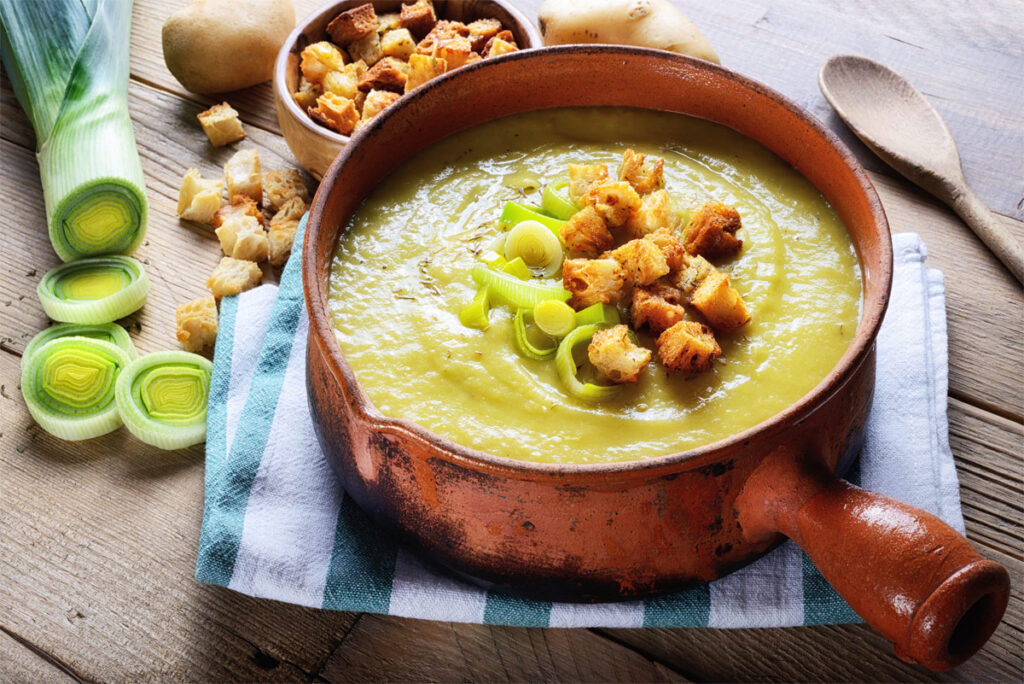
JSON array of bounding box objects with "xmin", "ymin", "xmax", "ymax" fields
[{"xmin": 736, "ymin": 449, "xmax": 1010, "ymax": 671}]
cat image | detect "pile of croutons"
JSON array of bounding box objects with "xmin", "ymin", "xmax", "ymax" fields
[
  {"xmin": 559, "ymin": 149, "xmax": 750, "ymax": 384},
  {"xmin": 295, "ymin": 0, "xmax": 519, "ymax": 136}
]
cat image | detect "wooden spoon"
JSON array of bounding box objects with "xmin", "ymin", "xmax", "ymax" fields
[{"xmin": 819, "ymin": 54, "xmax": 1024, "ymax": 284}]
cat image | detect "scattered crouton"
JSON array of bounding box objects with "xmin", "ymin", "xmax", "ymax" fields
[
  {"xmin": 176, "ymin": 169, "xmax": 223, "ymax": 224},
  {"xmin": 175, "ymin": 294, "xmax": 218, "ymax": 352},
  {"xmin": 582, "ymin": 180, "xmax": 642, "ymax": 228},
  {"xmin": 361, "ymin": 89, "xmax": 401, "ymax": 123},
  {"xmin": 619, "ymin": 149, "xmax": 664, "ymax": 194},
  {"xmin": 657, "ymin": 321, "xmax": 722, "ymax": 375},
  {"xmin": 308, "ymin": 92, "xmax": 360, "ymax": 135},
  {"xmin": 347, "ymin": 31, "xmax": 383, "ymax": 66},
  {"xmin": 560, "ymin": 206, "xmax": 614, "ymax": 257},
  {"xmin": 197, "ymin": 102, "xmax": 245, "ymax": 147},
  {"xmin": 377, "ymin": 12, "xmax": 402, "ymax": 33},
  {"xmin": 299, "ymin": 41, "xmax": 347, "ymax": 83},
  {"xmin": 293, "ymin": 76, "xmax": 322, "ymax": 110},
  {"xmin": 400, "ymin": 0, "xmax": 437, "ymax": 40},
  {"xmin": 644, "ymin": 227, "xmax": 688, "ymax": 271},
  {"xmin": 207, "ymin": 257, "xmax": 263, "ymax": 299},
  {"xmin": 268, "ymin": 197, "xmax": 306, "ymax": 266},
  {"xmin": 684, "ymin": 201, "xmax": 743, "ymax": 259},
  {"xmin": 380, "ymin": 28, "xmax": 417, "ymax": 60},
  {"xmin": 215, "ymin": 215, "xmax": 268, "ymax": 262},
  {"xmin": 264, "ymin": 170, "xmax": 309, "ymax": 212},
  {"xmin": 212, "ymin": 195, "xmax": 264, "ymax": 230},
  {"xmin": 404, "ymin": 53, "xmax": 447, "ymax": 92},
  {"xmin": 625, "ymin": 189, "xmax": 674, "ymax": 239},
  {"xmin": 605, "ymin": 238, "xmax": 670, "ymax": 286},
  {"xmin": 358, "ymin": 56, "xmax": 409, "ymax": 93},
  {"xmin": 631, "ymin": 285, "xmax": 687, "ymax": 333},
  {"xmin": 326, "ymin": 3, "xmax": 378, "ymax": 46},
  {"xmin": 467, "ymin": 18, "xmax": 501, "ymax": 52},
  {"xmin": 588, "ymin": 324, "xmax": 652, "ymax": 384},
  {"xmin": 563, "ymin": 258, "xmax": 627, "ymax": 309},
  {"xmin": 223, "ymin": 148, "xmax": 262, "ymax": 203},
  {"xmin": 568, "ymin": 164, "xmax": 608, "ymax": 204},
  {"xmin": 690, "ymin": 269, "xmax": 750, "ymax": 333}
]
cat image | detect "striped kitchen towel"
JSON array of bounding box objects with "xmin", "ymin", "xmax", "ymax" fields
[{"xmin": 196, "ymin": 219, "xmax": 964, "ymax": 628}]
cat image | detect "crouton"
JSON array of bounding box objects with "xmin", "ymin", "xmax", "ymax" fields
[
  {"xmin": 176, "ymin": 169, "xmax": 223, "ymax": 224},
  {"xmin": 292, "ymin": 76, "xmax": 322, "ymax": 111},
  {"xmin": 582, "ymin": 180, "xmax": 642, "ymax": 228},
  {"xmin": 568, "ymin": 164, "xmax": 608, "ymax": 204},
  {"xmin": 223, "ymin": 148, "xmax": 262, "ymax": 203},
  {"xmin": 588, "ymin": 324, "xmax": 652, "ymax": 384},
  {"xmin": 207, "ymin": 257, "xmax": 263, "ymax": 299},
  {"xmin": 657, "ymin": 321, "xmax": 722, "ymax": 375},
  {"xmin": 308, "ymin": 92, "xmax": 360, "ymax": 135},
  {"xmin": 264, "ymin": 169, "xmax": 309, "ymax": 211},
  {"xmin": 175, "ymin": 295, "xmax": 218, "ymax": 352},
  {"xmin": 684, "ymin": 201, "xmax": 743, "ymax": 259},
  {"xmin": 404, "ymin": 53, "xmax": 447, "ymax": 92},
  {"xmin": 377, "ymin": 13, "xmax": 402, "ymax": 33},
  {"xmin": 671, "ymin": 252, "xmax": 715, "ymax": 297},
  {"xmin": 605, "ymin": 238, "xmax": 670, "ymax": 286},
  {"xmin": 416, "ymin": 21, "xmax": 470, "ymax": 52},
  {"xmin": 211, "ymin": 195, "xmax": 264, "ymax": 230},
  {"xmin": 358, "ymin": 56, "xmax": 409, "ymax": 93},
  {"xmin": 400, "ymin": 0, "xmax": 437, "ymax": 40},
  {"xmin": 196, "ymin": 102, "xmax": 245, "ymax": 147},
  {"xmin": 644, "ymin": 227, "xmax": 687, "ymax": 271},
  {"xmin": 361, "ymin": 89, "xmax": 401, "ymax": 123},
  {"xmin": 435, "ymin": 34, "xmax": 475, "ymax": 68},
  {"xmin": 619, "ymin": 148, "xmax": 664, "ymax": 194},
  {"xmin": 268, "ymin": 197, "xmax": 306, "ymax": 266},
  {"xmin": 299, "ymin": 41, "xmax": 347, "ymax": 83},
  {"xmin": 380, "ymin": 28, "xmax": 417, "ymax": 60},
  {"xmin": 560, "ymin": 206, "xmax": 614, "ymax": 257},
  {"xmin": 563, "ymin": 258, "xmax": 627, "ymax": 309},
  {"xmin": 631, "ymin": 285, "xmax": 687, "ymax": 333},
  {"xmin": 326, "ymin": 3, "xmax": 378, "ymax": 46},
  {"xmin": 483, "ymin": 35, "xmax": 518, "ymax": 58},
  {"xmin": 625, "ymin": 189, "xmax": 674, "ymax": 239},
  {"xmin": 215, "ymin": 214, "xmax": 268, "ymax": 262},
  {"xmin": 347, "ymin": 31, "xmax": 383, "ymax": 66},
  {"xmin": 467, "ymin": 18, "xmax": 501, "ymax": 52},
  {"xmin": 690, "ymin": 269, "xmax": 750, "ymax": 333},
  {"xmin": 323, "ymin": 67, "xmax": 360, "ymax": 99}
]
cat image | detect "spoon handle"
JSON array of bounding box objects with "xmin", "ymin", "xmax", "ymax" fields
[{"xmin": 948, "ymin": 186, "xmax": 1024, "ymax": 285}]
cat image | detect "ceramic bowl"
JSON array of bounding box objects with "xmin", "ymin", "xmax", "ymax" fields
[
  {"xmin": 273, "ymin": 0, "xmax": 542, "ymax": 179},
  {"xmin": 302, "ymin": 46, "xmax": 1009, "ymax": 670}
]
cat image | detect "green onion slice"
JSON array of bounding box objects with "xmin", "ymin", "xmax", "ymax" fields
[
  {"xmin": 541, "ymin": 181, "xmax": 578, "ymax": 220},
  {"xmin": 574, "ymin": 303, "xmax": 622, "ymax": 327},
  {"xmin": 555, "ymin": 324, "xmax": 623, "ymax": 402},
  {"xmin": 22, "ymin": 322, "xmax": 136, "ymax": 369},
  {"xmin": 505, "ymin": 220, "xmax": 564, "ymax": 277},
  {"xmin": 533, "ymin": 300, "xmax": 577, "ymax": 338},
  {"xmin": 514, "ymin": 308, "xmax": 557, "ymax": 361},
  {"xmin": 115, "ymin": 351, "xmax": 213, "ymax": 450},
  {"xmin": 459, "ymin": 285, "xmax": 490, "ymax": 329},
  {"xmin": 36, "ymin": 255, "xmax": 149, "ymax": 324},
  {"xmin": 499, "ymin": 256, "xmax": 532, "ymax": 281},
  {"xmin": 471, "ymin": 264, "xmax": 570, "ymax": 309},
  {"xmin": 21, "ymin": 336, "xmax": 131, "ymax": 440},
  {"xmin": 499, "ymin": 201, "xmax": 566, "ymax": 234}
]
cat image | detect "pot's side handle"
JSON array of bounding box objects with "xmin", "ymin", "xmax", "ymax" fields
[{"xmin": 735, "ymin": 448, "xmax": 1009, "ymax": 671}]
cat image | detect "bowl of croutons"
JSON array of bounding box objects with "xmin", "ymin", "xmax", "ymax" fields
[{"xmin": 274, "ymin": 0, "xmax": 541, "ymax": 178}]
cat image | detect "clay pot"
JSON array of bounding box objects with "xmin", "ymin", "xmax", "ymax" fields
[
  {"xmin": 273, "ymin": 0, "xmax": 542, "ymax": 179},
  {"xmin": 302, "ymin": 46, "xmax": 1009, "ymax": 671}
]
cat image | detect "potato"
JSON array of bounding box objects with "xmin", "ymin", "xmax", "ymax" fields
[
  {"xmin": 163, "ymin": 0, "xmax": 296, "ymax": 94},
  {"xmin": 538, "ymin": 0, "xmax": 719, "ymax": 64}
]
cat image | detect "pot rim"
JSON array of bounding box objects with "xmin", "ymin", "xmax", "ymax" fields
[{"xmin": 303, "ymin": 44, "xmax": 893, "ymax": 479}]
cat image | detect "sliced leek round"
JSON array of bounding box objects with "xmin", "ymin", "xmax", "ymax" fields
[
  {"xmin": 533, "ymin": 300, "xmax": 577, "ymax": 338},
  {"xmin": 21, "ymin": 336, "xmax": 131, "ymax": 440},
  {"xmin": 504, "ymin": 220, "xmax": 563, "ymax": 276},
  {"xmin": 555, "ymin": 324, "xmax": 623, "ymax": 402},
  {"xmin": 37, "ymin": 255, "xmax": 149, "ymax": 323},
  {"xmin": 22, "ymin": 322, "xmax": 137, "ymax": 369},
  {"xmin": 514, "ymin": 308, "xmax": 557, "ymax": 361},
  {"xmin": 115, "ymin": 351, "xmax": 212, "ymax": 450}
]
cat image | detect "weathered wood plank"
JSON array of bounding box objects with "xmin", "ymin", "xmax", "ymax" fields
[
  {"xmin": 0, "ymin": 628, "xmax": 79, "ymax": 684},
  {"xmin": 318, "ymin": 614, "xmax": 689, "ymax": 683}
]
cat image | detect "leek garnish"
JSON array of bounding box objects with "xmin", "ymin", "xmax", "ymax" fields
[
  {"xmin": 115, "ymin": 351, "xmax": 213, "ymax": 450},
  {"xmin": 22, "ymin": 323, "xmax": 136, "ymax": 368},
  {"xmin": 37, "ymin": 256, "xmax": 150, "ymax": 324},
  {"xmin": 499, "ymin": 257, "xmax": 533, "ymax": 281},
  {"xmin": 514, "ymin": 309, "xmax": 557, "ymax": 361},
  {"xmin": 480, "ymin": 250, "xmax": 507, "ymax": 270},
  {"xmin": 533, "ymin": 300, "xmax": 577, "ymax": 338},
  {"xmin": 471, "ymin": 264, "xmax": 571, "ymax": 309},
  {"xmin": 459, "ymin": 285, "xmax": 491, "ymax": 329},
  {"xmin": 504, "ymin": 220, "xmax": 564, "ymax": 276},
  {"xmin": 499, "ymin": 202, "xmax": 566, "ymax": 233},
  {"xmin": 0, "ymin": 0, "xmax": 148, "ymax": 261},
  {"xmin": 541, "ymin": 182, "xmax": 578, "ymax": 220},
  {"xmin": 555, "ymin": 324, "xmax": 623, "ymax": 402},
  {"xmin": 21, "ymin": 336, "xmax": 131, "ymax": 440},
  {"xmin": 574, "ymin": 303, "xmax": 621, "ymax": 327}
]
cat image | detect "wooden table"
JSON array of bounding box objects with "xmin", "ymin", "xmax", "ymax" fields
[{"xmin": 2, "ymin": 1, "xmax": 1021, "ymax": 680}]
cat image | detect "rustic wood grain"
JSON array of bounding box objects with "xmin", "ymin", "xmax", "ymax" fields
[{"xmin": 0, "ymin": 628, "xmax": 79, "ymax": 684}]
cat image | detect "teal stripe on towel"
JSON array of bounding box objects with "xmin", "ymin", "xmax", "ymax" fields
[
  {"xmin": 321, "ymin": 494, "xmax": 398, "ymax": 613},
  {"xmin": 483, "ymin": 592, "xmax": 553, "ymax": 627},
  {"xmin": 642, "ymin": 583, "xmax": 711, "ymax": 627}
]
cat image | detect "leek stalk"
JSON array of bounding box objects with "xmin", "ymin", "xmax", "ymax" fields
[
  {"xmin": 22, "ymin": 322, "xmax": 136, "ymax": 367},
  {"xmin": 0, "ymin": 0, "xmax": 148, "ymax": 261},
  {"xmin": 459, "ymin": 285, "xmax": 491, "ymax": 329},
  {"xmin": 499, "ymin": 202, "xmax": 566, "ymax": 234},
  {"xmin": 116, "ymin": 351, "xmax": 213, "ymax": 450},
  {"xmin": 37, "ymin": 256, "xmax": 150, "ymax": 324},
  {"xmin": 471, "ymin": 264, "xmax": 570, "ymax": 309},
  {"xmin": 541, "ymin": 182, "xmax": 578, "ymax": 221},
  {"xmin": 499, "ymin": 257, "xmax": 533, "ymax": 281},
  {"xmin": 574, "ymin": 303, "xmax": 621, "ymax": 327}
]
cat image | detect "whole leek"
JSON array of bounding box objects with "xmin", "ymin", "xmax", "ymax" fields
[{"xmin": 0, "ymin": 0, "xmax": 148, "ymax": 261}]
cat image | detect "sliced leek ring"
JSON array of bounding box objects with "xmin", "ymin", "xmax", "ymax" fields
[
  {"xmin": 37, "ymin": 255, "xmax": 149, "ymax": 324},
  {"xmin": 22, "ymin": 322, "xmax": 137, "ymax": 369},
  {"xmin": 115, "ymin": 351, "xmax": 212, "ymax": 450},
  {"xmin": 513, "ymin": 308, "xmax": 557, "ymax": 361},
  {"xmin": 504, "ymin": 220, "xmax": 563, "ymax": 277},
  {"xmin": 555, "ymin": 324, "xmax": 623, "ymax": 402},
  {"xmin": 21, "ymin": 336, "xmax": 131, "ymax": 440}
]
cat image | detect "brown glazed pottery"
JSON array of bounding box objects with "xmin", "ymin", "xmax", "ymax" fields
[
  {"xmin": 273, "ymin": 0, "xmax": 542, "ymax": 179},
  {"xmin": 302, "ymin": 47, "xmax": 1010, "ymax": 670}
]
